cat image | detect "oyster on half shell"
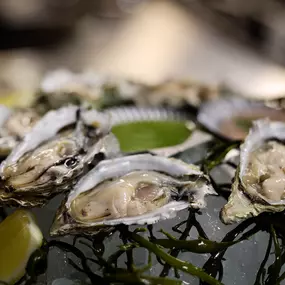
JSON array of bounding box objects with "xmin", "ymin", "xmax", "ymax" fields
[
  {"xmin": 0, "ymin": 106, "xmax": 120, "ymax": 207},
  {"xmin": 35, "ymin": 69, "xmax": 147, "ymax": 113},
  {"xmin": 198, "ymin": 97, "xmax": 285, "ymax": 140},
  {"xmin": 36, "ymin": 70, "xmax": 220, "ymax": 114},
  {"xmin": 50, "ymin": 154, "xmax": 215, "ymax": 236},
  {"xmin": 0, "ymin": 106, "xmax": 40, "ymax": 157},
  {"xmin": 221, "ymin": 120, "xmax": 285, "ymax": 224}
]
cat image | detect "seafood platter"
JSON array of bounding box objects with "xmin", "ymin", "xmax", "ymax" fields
[{"xmin": 1, "ymin": 69, "xmax": 285, "ymax": 285}]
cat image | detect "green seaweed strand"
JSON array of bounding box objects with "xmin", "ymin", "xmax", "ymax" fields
[
  {"xmin": 153, "ymin": 233, "xmax": 239, "ymax": 254},
  {"xmin": 154, "ymin": 225, "xmax": 258, "ymax": 254},
  {"xmin": 265, "ymin": 226, "xmax": 282, "ymax": 285},
  {"xmin": 131, "ymin": 232, "xmax": 223, "ymax": 285},
  {"xmin": 105, "ymin": 246, "xmax": 183, "ymax": 284},
  {"xmin": 202, "ymin": 141, "xmax": 239, "ymax": 173},
  {"xmin": 254, "ymin": 234, "xmax": 272, "ymax": 285},
  {"xmin": 160, "ymin": 210, "xmax": 196, "ymax": 277},
  {"xmin": 201, "ymin": 218, "xmax": 259, "ymax": 283}
]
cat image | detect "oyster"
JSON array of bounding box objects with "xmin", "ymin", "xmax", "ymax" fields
[
  {"xmin": 0, "ymin": 105, "xmax": 120, "ymax": 207},
  {"xmin": 0, "ymin": 106, "xmax": 40, "ymax": 157},
  {"xmin": 132, "ymin": 79, "xmax": 219, "ymax": 108},
  {"xmin": 198, "ymin": 97, "xmax": 285, "ymax": 140},
  {"xmin": 106, "ymin": 106, "xmax": 211, "ymax": 156},
  {"xmin": 50, "ymin": 154, "xmax": 215, "ymax": 236},
  {"xmin": 221, "ymin": 120, "xmax": 285, "ymax": 224},
  {"xmin": 36, "ymin": 69, "xmax": 220, "ymax": 114},
  {"xmin": 35, "ymin": 69, "xmax": 146, "ymax": 113}
]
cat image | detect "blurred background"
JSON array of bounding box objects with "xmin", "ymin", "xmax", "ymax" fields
[{"xmin": 1, "ymin": 0, "xmax": 285, "ymax": 106}]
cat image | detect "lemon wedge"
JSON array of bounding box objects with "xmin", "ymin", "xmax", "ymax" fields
[{"xmin": 0, "ymin": 210, "xmax": 43, "ymax": 284}]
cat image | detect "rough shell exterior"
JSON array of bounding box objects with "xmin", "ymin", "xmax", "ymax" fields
[{"xmin": 221, "ymin": 120, "xmax": 285, "ymax": 224}]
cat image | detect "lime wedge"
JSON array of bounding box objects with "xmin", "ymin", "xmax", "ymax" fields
[
  {"xmin": 112, "ymin": 121, "xmax": 191, "ymax": 153},
  {"xmin": 0, "ymin": 210, "xmax": 43, "ymax": 284}
]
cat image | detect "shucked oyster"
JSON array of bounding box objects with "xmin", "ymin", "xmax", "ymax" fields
[
  {"xmin": 35, "ymin": 69, "xmax": 146, "ymax": 113},
  {"xmin": 132, "ymin": 79, "xmax": 219, "ymax": 108},
  {"xmin": 198, "ymin": 97, "xmax": 285, "ymax": 140},
  {"xmin": 50, "ymin": 154, "xmax": 215, "ymax": 236},
  {"xmin": 0, "ymin": 106, "xmax": 39, "ymax": 156},
  {"xmin": 221, "ymin": 120, "xmax": 285, "ymax": 224},
  {"xmin": 36, "ymin": 69, "xmax": 220, "ymax": 114},
  {"xmin": 0, "ymin": 106, "xmax": 120, "ymax": 207}
]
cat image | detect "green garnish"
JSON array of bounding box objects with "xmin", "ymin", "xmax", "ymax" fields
[
  {"xmin": 112, "ymin": 121, "xmax": 191, "ymax": 153},
  {"xmin": 152, "ymin": 229, "xmax": 241, "ymax": 253},
  {"xmin": 254, "ymin": 235, "xmax": 272, "ymax": 285},
  {"xmin": 131, "ymin": 232, "xmax": 223, "ymax": 285},
  {"xmin": 202, "ymin": 140, "xmax": 239, "ymax": 173},
  {"xmin": 264, "ymin": 226, "xmax": 282, "ymax": 284}
]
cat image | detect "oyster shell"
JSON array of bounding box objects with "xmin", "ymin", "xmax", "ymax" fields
[
  {"xmin": 35, "ymin": 69, "xmax": 147, "ymax": 113},
  {"xmin": 35, "ymin": 70, "xmax": 107, "ymax": 112},
  {"xmin": 132, "ymin": 79, "xmax": 219, "ymax": 108},
  {"xmin": 198, "ymin": 97, "xmax": 285, "ymax": 140},
  {"xmin": 106, "ymin": 106, "xmax": 211, "ymax": 156},
  {"xmin": 0, "ymin": 105, "xmax": 120, "ymax": 207},
  {"xmin": 221, "ymin": 120, "xmax": 285, "ymax": 224},
  {"xmin": 50, "ymin": 154, "xmax": 215, "ymax": 236},
  {"xmin": 36, "ymin": 69, "xmax": 220, "ymax": 114},
  {"xmin": 0, "ymin": 106, "xmax": 40, "ymax": 157}
]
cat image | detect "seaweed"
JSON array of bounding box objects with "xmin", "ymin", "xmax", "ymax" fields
[
  {"xmin": 130, "ymin": 231, "xmax": 223, "ymax": 285},
  {"xmin": 0, "ymin": 207, "xmax": 7, "ymax": 221},
  {"xmin": 152, "ymin": 228, "xmax": 255, "ymax": 254},
  {"xmin": 9, "ymin": 209, "xmax": 285, "ymax": 285},
  {"xmin": 201, "ymin": 140, "xmax": 240, "ymax": 174},
  {"xmin": 254, "ymin": 234, "xmax": 272, "ymax": 285},
  {"xmin": 159, "ymin": 210, "xmax": 196, "ymax": 277}
]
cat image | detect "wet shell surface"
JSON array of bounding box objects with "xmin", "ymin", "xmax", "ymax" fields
[
  {"xmin": 36, "ymin": 69, "xmax": 147, "ymax": 113},
  {"xmin": 0, "ymin": 105, "xmax": 120, "ymax": 207},
  {"xmin": 105, "ymin": 106, "xmax": 212, "ymax": 156},
  {"xmin": 0, "ymin": 106, "xmax": 40, "ymax": 157},
  {"xmin": 37, "ymin": 70, "xmax": 220, "ymax": 113},
  {"xmin": 131, "ymin": 79, "xmax": 219, "ymax": 108},
  {"xmin": 50, "ymin": 154, "xmax": 215, "ymax": 236},
  {"xmin": 37, "ymin": 70, "xmax": 108, "ymax": 111},
  {"xmin": 221, "ymin": 120, "xmax": 285, "ymax": 224},
  {"xmin": 197, "ymin": 97, "xmax": 285, "ymax": 140}
]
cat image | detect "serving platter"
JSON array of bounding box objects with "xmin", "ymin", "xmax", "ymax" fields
[{"xmin": 0, "ymin": 73, "xmax": 284, "ymax": 285}]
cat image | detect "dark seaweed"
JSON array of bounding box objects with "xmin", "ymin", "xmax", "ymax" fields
[{"xmin": 0, "ymin": 207, "xmax": 6, "ymax": 221}]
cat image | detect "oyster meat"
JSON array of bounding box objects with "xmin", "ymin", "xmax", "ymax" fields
[
  {"xmin": 0, "ymin": 106, "xmax": 40, "ymax": 156},
  {"xmin": 0, "ymin": 105, "xmax": 120, "ymax": 207},
  {"xmin": 221, "ymin": 120, "xmax": 285, "ymax": 224},
  {"xmin": 50, "ymin": 154, "xmax": 215, "ymax": 236}
]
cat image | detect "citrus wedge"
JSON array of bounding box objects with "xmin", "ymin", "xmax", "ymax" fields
[
  {"xmin": 0, "ymin": 210, "xmax": 43, "ymax": 284},
  {"xmin": 112, "ymin": 121, "xmax": 191, "ymax": 153}
]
